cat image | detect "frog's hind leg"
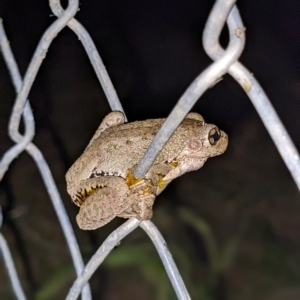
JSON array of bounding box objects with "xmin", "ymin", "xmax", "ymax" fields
[
  {"xmin": 76, "ymin": 185, "xmax": 134, "ymax": 230},
  {"xmin": 145, "ymin": 164, "xmax": 177, "ymax": 195},
  {"xmin": 76, "ymin": 176, "xmax": 132, "ymax": 230}
]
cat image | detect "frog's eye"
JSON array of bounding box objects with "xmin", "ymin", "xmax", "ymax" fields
[{"xmin": 208, "ymin": 127, "xmax": 221, "ymax": 145}]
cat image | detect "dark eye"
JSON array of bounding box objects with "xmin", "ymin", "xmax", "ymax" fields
[{"xmin": 208, "ymin": 128, "xmax": 221, "ymax": 145}]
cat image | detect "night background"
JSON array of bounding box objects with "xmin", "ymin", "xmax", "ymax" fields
[{"xmin": 1, "ymin": 0, "xmax": 300, "ymax": 299}]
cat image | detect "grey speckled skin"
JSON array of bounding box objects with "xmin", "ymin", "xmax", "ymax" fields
[{"xmin": 66, "ymin": 112, "xmax": 228, "ymax": 230}]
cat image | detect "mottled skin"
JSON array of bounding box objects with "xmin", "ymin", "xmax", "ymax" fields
[{"xmin": 66, "ymin": 111, "xmax": 228, "ymax": 230}]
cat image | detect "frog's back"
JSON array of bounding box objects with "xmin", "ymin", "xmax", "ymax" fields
[{"xmin": 88, "ymin": 118, "xmax": 202, "ymax": 178}]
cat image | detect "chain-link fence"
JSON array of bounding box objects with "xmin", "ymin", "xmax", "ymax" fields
[{"xmin": 1, "ymin": 0, "xmax": 300, "ymax": 299}]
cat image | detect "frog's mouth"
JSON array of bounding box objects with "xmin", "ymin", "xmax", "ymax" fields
[{"xmin": 73, "ymin": 186, "xmax": 101, "ymax": 207}]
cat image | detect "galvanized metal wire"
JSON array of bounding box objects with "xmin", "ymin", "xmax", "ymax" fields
[
  {"xmin": 66, "ymin": 218, "xmax": 141, "ymax": 300},
  {"xmin": 1, "ymin": 0, "xmax": 300, "ymax": 299},
  {"xmin": 0, "ymin": 207, "xmax": 26, "ymax": 300},
  {"xmin": 0, "ymin": 16, "xmax": 92, "ymax": 300}
]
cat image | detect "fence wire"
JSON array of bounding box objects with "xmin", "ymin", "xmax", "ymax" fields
[{"xmin": 0, "ymin": 0, "xmax": 300, "ymax": 299}]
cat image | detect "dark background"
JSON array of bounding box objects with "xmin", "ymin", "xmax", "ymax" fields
[{"xmin": 1, "ymin": 0, "xmax": 300, "ymax": 299}]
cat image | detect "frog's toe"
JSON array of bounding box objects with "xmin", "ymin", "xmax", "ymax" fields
[
  {"xmin": 133, "ymin": 194, "xmax": 155, "ymax": 220},
  {"xmin": 100, "ymin": 111, "xmax": 125, "ymax": 131},
  {"xmin": 186, "ymin": 112, "xmax": 205, "ymax": 123}
]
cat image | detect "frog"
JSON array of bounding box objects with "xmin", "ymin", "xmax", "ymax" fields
[{"xmin": 66, "ymin": 111, "xmax": 228, "ymax": 230}]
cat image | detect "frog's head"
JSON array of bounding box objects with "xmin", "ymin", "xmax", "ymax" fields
[
  {"xmin": 175, "ymin": 122, "xmax": 228, "ymax": 175},
  {"xmin": 198, "ymin": 123, "xmax": 228, "ymax": 157}
]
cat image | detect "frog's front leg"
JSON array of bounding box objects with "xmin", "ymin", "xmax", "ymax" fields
[
  {"xmin": 76, "ymin": 176, "xmax": 134, "ymax": 230},
  {"xmin": 145, "ymin": 163, "xmax": 179, "ymax": 195}
]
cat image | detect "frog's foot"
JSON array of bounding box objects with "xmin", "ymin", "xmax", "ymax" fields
[
  {"xmin": 133, "ymin": 194, "xmax": 156, "ymax": 220},
  {"xmin": 76, "ymin": 184, "xmax": 133, "ymax": 230},
  {"xmin": 186, "ymin": 112, "xmax": 205, "ymax": 123},
  {"xmin": 118, "ymin": 194, "xmax": 155, "ymax": 220},
  {"xmin": 88, "ymin": 111, "xmax": 125, "ymax": 146},
  {"xmin": 99, "ymin": 111, "xmax": 125, "ymax": 131}
]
